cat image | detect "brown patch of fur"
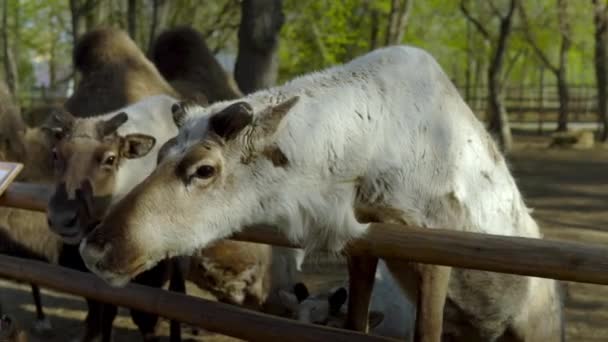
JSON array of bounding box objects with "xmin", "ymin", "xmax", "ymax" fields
[
  {"xmin": 484, "ymin": 132, "xmax": 502, "ymax": 164},
  {"xmin": 354, "ymin": 206, "xmax": 409, "ymax": 225},
  {"xmin": 0, "ymin": 82, "xmax": 27, "ymax": 163},
  {"xmin": 188, "ymin": 240, "xmax": 273, "ymax": 309},
  {"xmin": 175, "ymin": 142, "xmax": 223, "ymax": 182},
  {"xmin": 150, "ymin": 26, "xmax": 242, "ymax": 103},
  {"xmin": 0, "ymin": 315, "xmax": 28, "ymax": 342},
  {"xmin": 55, "ymin": 136, "xmax": 122, "ymax": 199},
  {"xmin": 262, "ymin": 146, "xmax": 288, "ymax": 167},
  {"xmin": 66, "ymin": 28, "xmax": 178, "ymax": 117},
  {"xmin": 0, "ymin": 82, "xmax": 61, "ymax": 264}
]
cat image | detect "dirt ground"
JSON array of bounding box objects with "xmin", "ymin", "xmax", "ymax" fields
[{"xmin": 1, "ymin": 133, "xmax": 607, "ymax": 341}]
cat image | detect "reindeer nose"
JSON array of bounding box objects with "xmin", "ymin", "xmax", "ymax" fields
[
  {"xmin": 79, "ymin": 237, "xmax": 109, "ymax": 273},
  {"xmin": 46, "ymin": 212, "xmax": 78, "ymax": 229}
]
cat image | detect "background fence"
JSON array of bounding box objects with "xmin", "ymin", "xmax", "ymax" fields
[
  {"xmin": 456, "ymin": 84, "xmax": 598, "ymax": 121},
  {"xmin": 17, "ymin": 83, "xmax": 603, "ymax": 130}
]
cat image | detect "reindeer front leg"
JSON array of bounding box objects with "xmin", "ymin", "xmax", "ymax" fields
[
  {"xmin": 415, "ymin": 264, "xmax": 451, "ymax": 342},
  {"xmin": 345, "ymin": 255, "xmax": 378, "ymax": 332}
]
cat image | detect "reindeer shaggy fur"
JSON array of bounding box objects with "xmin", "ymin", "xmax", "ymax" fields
[
  {"xmin": 82, "ymin": 46, "xmax": 563, "ymax": 341},
  {"xmin": 186, "ymin": 242, "xmax": 304, "ymax": 312},
  {"xmin": 65, "ymin": 28, "xmax": 178, "ymax": 117}
]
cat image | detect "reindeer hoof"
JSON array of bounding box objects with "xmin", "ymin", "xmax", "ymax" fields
[{"xmin": 33, "ymin": 317, "xmax": 53, "ymax": 333}]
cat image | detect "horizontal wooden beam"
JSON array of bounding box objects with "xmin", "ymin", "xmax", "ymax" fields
[
  {"xmin": 0, "ymin": 182, "xmax": 50, "ymax": 212},
  {"xmin": 3, "ymin": 182, "xmax": 608, "ymax": 285},
  {"xmin": 0, "ymin": 255, "xmax": 390, "ymax": 342}
]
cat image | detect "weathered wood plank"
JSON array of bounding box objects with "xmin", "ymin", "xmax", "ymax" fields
[
  {"xmin": 0, "ymin": 181, "xmax": 51, "ymax": 212},
  {"xmin": 2, "ymin": 182, "xmax": 608, "ymax": 285},
  {"xmin": 0, "ymin": 255, "xmax": 392, "ymax": 342}
]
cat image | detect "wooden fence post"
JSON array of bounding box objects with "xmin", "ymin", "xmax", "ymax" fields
[{"xmin": 345, "ymin": 256, "xmax": 378, "ymax": 332}]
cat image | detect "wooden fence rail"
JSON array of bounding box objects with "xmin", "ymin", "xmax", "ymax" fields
[
  {"xmin": 0, "ymin": 254, "xmax": 390, "ymax": 342},
  {"xmin": 1, "ymin": 181, "xmax": 608, "ymax": 340},
  {"xmin": 2, "ymin": 182, "xmax": 608, "ymax": 285}
]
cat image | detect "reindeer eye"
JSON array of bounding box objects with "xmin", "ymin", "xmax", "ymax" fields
[
  {"xmin": 194, "ymin": 165, "xmax": 216, "ymax": 179},
  {"xmin": 103, "ymin": 155, "xmax": 116, "ymax": 166}
]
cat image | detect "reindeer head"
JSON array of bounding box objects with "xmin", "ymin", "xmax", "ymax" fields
[
  {"xmin": 80, "ymin": 96, "xmax": 299, "ymax": 286},
  {"xmin": 45, "ymin": 110, "xmax": 156, "ymax": 244},
  {"xmin": 278, "ymin": 283, "xmax": 384, "ymax": 330}
]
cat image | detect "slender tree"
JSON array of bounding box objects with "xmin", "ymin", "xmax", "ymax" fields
[
  {"xmin": 2, "ymin": 0, "xmax": 19, "ymax": 95},
  {"xmin": 69, "ymin": 0, "xmax": 99, "ymax": 48},
  {"xmin": 385, "ymin": 0, "xmax": 413, "ymax": 46},
  {"xmin": 460, "ymin": 0, "xmax": 519, "ymax": 152},
  {"xmin": 127, "ymin": 0, "xmax": 137, "ymax": 40},
  {"xmin": 520, "ymin": 0, "xmax": 571, "ymax": 132},
  {"xmin": 593, "ymin": 0, "xmax": 608, "ymax": 141},
  {"xmin": 148, "ymin": 0, "xmax": 169, "ymax": 53},
  {"xmin": 234, "ymin": 0, "xmax": 285, "ymax": 94}
]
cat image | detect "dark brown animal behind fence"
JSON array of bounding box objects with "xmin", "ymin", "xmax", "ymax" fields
[{"xmin": 150, "ymin": 26, "xmax": 243, "ymax": 104}]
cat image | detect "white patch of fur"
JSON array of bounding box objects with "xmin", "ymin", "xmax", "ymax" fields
[{"xmin": 93, "ymin": 95, "xmax": 179, "ymax": 203}]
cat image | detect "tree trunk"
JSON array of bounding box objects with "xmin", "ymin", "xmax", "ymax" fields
[
  {"xmin": 148, "ymin": 0, "xmax": 164, "ymax": 54},
  {"xmin": 556, "ymin": 0, "xmax": 571, "ymax": 132},
  {"xmin": 486, "ymin": 0, "xmax": 518, "ymax": 152},
  {"xmin": 69, "ymin": 0, "xmax": 82, "ymax": 45},
  {"xmin": 49, "ymin": 39, "xmax": 57, "ymax": 88},
  {"xmin": 385, "ymin": 0, "xmax": 413, "ymax": 46},
  {"xmin": 593, "ymin": 0, "xmax": 608, "ymax": 142},
  {"xmin": 487, "ymin": 63, "xmax": 512, "ymax": 152},
  {"xmin": 465, "ymin": 20, "xmax": 472, "ymax": 103},
  {"xmin": 127, "ymin": 0, "xmax": 137, "ymax": 40},
  {"xmin": 521, "ymin": 0, "xmax": 571, "ymax": 132},
  {"xmin": 556, "ymin": 68, "xmax": 569, "ymax": 132},
  {"xmin": 234, "ymin": 0, "xmax": 285, "ymax": 94},
  {"xmin": 1, "ymin": 0, "xmax": 18, "ymax": 95},
  {"xmin": 369, "ymin": 10, "xmax": 379, "ymax": 51}
]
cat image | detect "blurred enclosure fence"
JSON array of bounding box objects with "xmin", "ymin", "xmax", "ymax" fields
[
  {"xmin": 17, "ymin": 88, "xmax": 67, "ymax": 126},
  {"xmin": 15, "ymin": 83, "xmax": 602, "ymax": 130},
  {"xmin": 0, "ymin": 182, "xmax": 608, "ymax": 341},
  {"xmin": 455, "ymin": 83, "xmax": 601, "ymax": 127}
]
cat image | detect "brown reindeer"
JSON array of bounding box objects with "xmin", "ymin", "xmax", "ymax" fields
[
  {"xmin": 51, "ymin": 28, "xmax": 182, "ymax": 342},
  {"xmin": 0, "ymin": 82, "xmax": 59, "ymax": 334},
  {"xmin": 65, "ymin": 27, "xmax": 178, "ymax": 117}
]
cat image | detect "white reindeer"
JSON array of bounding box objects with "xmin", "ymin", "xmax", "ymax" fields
[
  {"xmin": 81, "ymin": 46, "xmax": 563, "ymax": 341},
  {"xmin": 279, "ymin": 259, "xmax": 416, "ymax": 341}
]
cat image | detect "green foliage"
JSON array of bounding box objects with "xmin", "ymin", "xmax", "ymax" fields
[
  {"xmin": 0, "ymin": 0, "xmax": 601, "ymax": 97},
  {"xmin": 279, "ymin": 0, "xmax": 370, "ymax": 80}
]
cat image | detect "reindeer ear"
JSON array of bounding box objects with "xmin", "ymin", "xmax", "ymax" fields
[
  {"xmin": 42, "ymin": 110, "xmax": 75, "ymax": 140},
  {"xmin": 252, "ymin": 96, "xmax": 299, "ymax": 142},
  {"xmin": 328, "ymin": 287, "xmax": 347, "ymax": 315},
  {"xmin": 122, "ymin": 134, "xmax": 156, "ymax": 159},
  {"xmin": 99, "ymin": 112, "xmax": 128, "ymax": 137},
  {"xmin": 171, "ymin": 102, "xmax": 188, "ymax": 128},
  {"xmin": 209, "ymin": 102, "xmax": 253, "ymax": 140},
  {"xmin": 293, "ymin": 282, "xmax": 310, "ymax": 302}
]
